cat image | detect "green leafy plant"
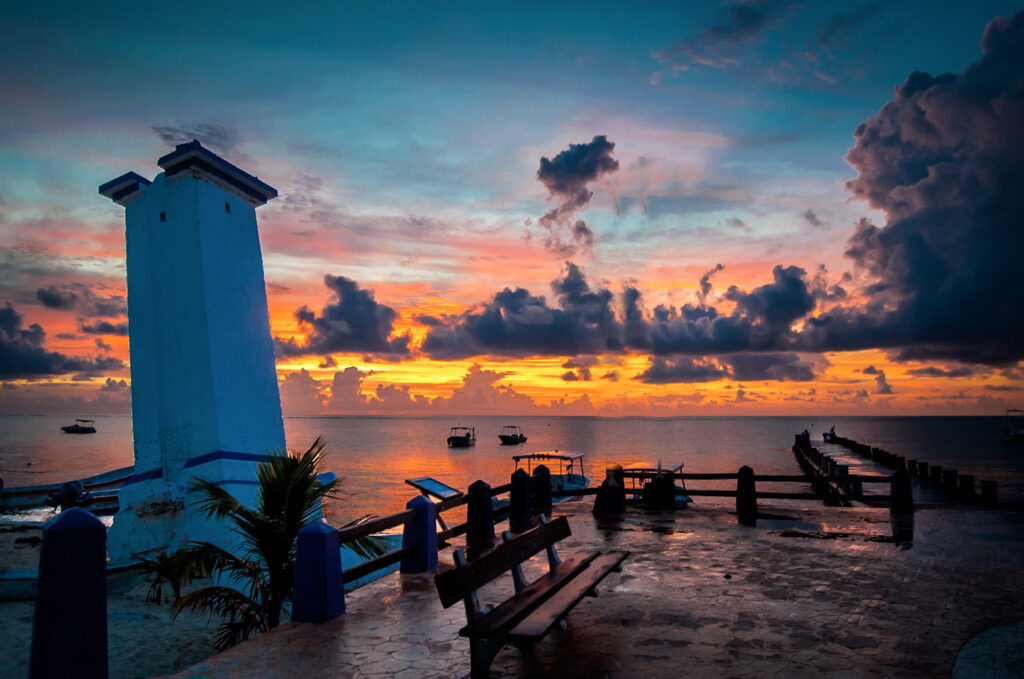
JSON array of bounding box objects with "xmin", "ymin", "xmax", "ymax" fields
[{"xmin": 171, "ymin": 436, "xmax": 344, "ymax": 650}]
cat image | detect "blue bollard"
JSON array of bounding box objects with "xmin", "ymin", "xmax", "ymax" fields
[
  {"xmin": 532, "ymin": 465, "xmax": 553, "ymax": 517},
  {"xmin": 736, "ymin": 465, "xmax": 757, "ymax": 527},
  {"xmin": 509, "ymin": 468, "xmax": 533, "ymax": 533},
  {"xmin": 292, "ymin": 521, "xmax": 345, "ymax": 623},
  {"xmin": 400, "ymin": 495, "xmax": 438, "ymax": 573},
  {"xmin": 30, "ymin": 507, "xmax": 108, "ymax": 679},
  {"xmin": 466, "ymin": 480, "xmax": 495, "ymax": 548}
]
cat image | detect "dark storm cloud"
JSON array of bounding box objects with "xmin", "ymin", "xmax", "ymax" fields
[
  {"xmin": 636, "ymin": 357, "xmax": 727, "ymax": 384},
  {"xmin": 37, "ymin": 284, "xmax": 127, "ymax": 317},
  {"xmin": 78, "ymin": 319, "xmax": 129, "ymax": 336},
  {"xmin": 0, "ymin": 303, "xmax": 124, "ymax": 378},
  {"xmin": 535, "ymin": 136, "xmax": 618, "ymax": 257},
  {"xmin": 151, "ymin": 122, "xmax": 241, "ymax": 154},
  {"xmin": 724, "ymin": 353, "xmax": 815, "ymax": 381},
  {"xmin": 421, "ymin": 263, "xmax": 621, "ymax": 360},
  {"xmin": 275, "ymin": 275, "xmax": 410, "ymax": 357},
  {"xmin": 821, "ymin": 12, "xmax": 1024, "ymax": 365},
  {"xmin": 905, "ymin": 366, "xmax": 977, "ymax": 378},
  {"xmin": 635, "ymin": 352, "xmax": 814, "ymax": 384}
]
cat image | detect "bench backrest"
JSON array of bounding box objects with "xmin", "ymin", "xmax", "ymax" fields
[{"xmin": 435, "ymin": 516, "xmax": 571, "ymax": 608}]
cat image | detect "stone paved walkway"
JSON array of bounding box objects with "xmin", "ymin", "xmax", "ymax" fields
[{"xmin": 161, "ymin": 502, "xmax": 1024, "ymax": 678}]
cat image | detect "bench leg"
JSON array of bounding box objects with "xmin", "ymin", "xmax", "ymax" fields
[{"xmin": 469, "ymin": 637, "xmax": 505, "ymax": 679}]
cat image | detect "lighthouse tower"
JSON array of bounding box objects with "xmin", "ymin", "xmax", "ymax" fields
[{"xmin": 100, "ymin": 141, "xmax": 285, "ymax": 562}]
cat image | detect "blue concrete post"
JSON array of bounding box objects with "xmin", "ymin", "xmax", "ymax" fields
[
  {"xmin": 531, "ymin": 465, "xmax": 552, "ymax": 517},
  {"xmin": 466, "ymin": 480, "xmax": 495, "ymax": 548},
  {"xmin": 30, "ymin": 507, "xmax": 108, "ymax": 679},
  {"xmin": 400, "ymin": 495, "xmax": 438, "ymax": 573},
  {"xmin": 509, "ymin": 468, "xmax": 533, "ymax": 533},
  {"xmin": 292, "ymin": 521, "xmax": 345, "ymax": 623},
  {"xmin": 736, "ymin": 465, "xmax": 757, "ymax": 527}
]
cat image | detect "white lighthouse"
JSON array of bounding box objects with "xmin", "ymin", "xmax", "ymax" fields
[{"xmin": 100, "ymin": 141, "xmax": 285, "ymax": 562}]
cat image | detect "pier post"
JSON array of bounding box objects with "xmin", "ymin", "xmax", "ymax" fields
[
  {"xmin": 929, "ymin": 465, "xmax": 944, "ymax": 485},
  {"xmin": 906, "ymin": 459, "xmax": 918, "ymax": 476},
  {"xmin": 30, "ymin": 508, "xmax": 108, "ymax": 679},
  {"xmin": 736, "ymin": 466, "xmax": 757, "ymax": 527},
  {"xmin": 958, "ymin": 474, "xmax": 975, "ymax": 502},
  {"xmin": 531, "ymin": 465, "xmax": 553, "ymax": 518},
  {"xmin": 980, "ymin": 479, "xmax": 998, "ymax": 505},
  {"xmin": 292, "ymin": 521, "xmax": 345, "ymax": 623},
  {"xmin": 593, "ymin": 467, "xmax": 626, "ymax": 517},
  {"xmin": 942, "ymin": 470, "xmax": 959, "ymax": 499},
  {"xmin": 509, "ymin": 468, "xmax": 533, "ymax": 533},
  {"xmin": 400, "ymin": 495, "xmax": 438, "ymax": 574},
  {"xmin": 889, "ymin": 469, "xmax": 914, "ymax": 514},
  {"xmin": 917, "ymin": 461, "xmax": 929, "ymax": 479},
  {"xmin": 466, "ymin": 480, "xmax": 495, "ymax": 549}
]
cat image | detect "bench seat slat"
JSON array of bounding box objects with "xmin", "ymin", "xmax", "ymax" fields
[
  {"xmin": 508, "ymin": 550, "xmax": 630, "ymax": 640},
  {"xmin": 435, "ymin": 517, "xmax": 572, "ymax": 608},
  {"xmin": 459, "ymin": 552, "xmax": 599, "ymax": 638}
]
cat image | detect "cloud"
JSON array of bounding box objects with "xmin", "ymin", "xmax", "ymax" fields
[
  {"xmin": 421, "ymin": 262, "xmax": 621, "ymax": 359},
  {"xmin": 905, "ymin": 366, "xmax": 977, "ymax": 378},
  {"xmin": 78, "ymin": 319, "xmax": 129, "ymax": 336},
  {"xmin": 636, "ymin": 357, "xmax": 727, "ymax": 384},
  {"xmin": 654, "ymin": 1, "xmax": 797, "ymax": 71},
  {"xmin": 635, "ymin": 352, "xmax": 815, "ymax": 384},
  {"xmin": 823, "ymin": 12, "xmax": 1024, "ymax": 365},
  {"xmin": 275, "ymin": 275, "xmax": 410, "ymax": 358},
  {"xmin": 534, "ymin": 136, "xmax": 619, "ymax": 257},
  {"xmin": 698, "ymin": 263, "xmax": 725, "ymax": 303},
  {"xmin": 862, "ymin": 365, "xmax": 893, "ymax": 394},
  {"xmin": 151, "ymin": 122, "xmax": 241, "ymax": 154},
  {"xmin": 802, "ymin": 209, "xmax": 827, "ymax": 228},
  {"xmin": 37, "ymin": 284, "xmax": 127, "ymax": 317},
  {"xmin": 0, "ymin": 303, "xmax": 124, "ymax": 379}
]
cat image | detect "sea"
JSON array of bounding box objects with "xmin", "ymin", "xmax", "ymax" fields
[{"xmin": 1, "ymin": 415, "xmax": 1022, "ymax": 527}]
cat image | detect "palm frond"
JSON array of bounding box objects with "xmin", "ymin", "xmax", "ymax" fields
[{"xmin": 173, "ymin": 585, "xmax": 267, "ymax": 651}]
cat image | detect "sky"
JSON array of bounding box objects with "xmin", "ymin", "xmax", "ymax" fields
[{"xmin": 1, "ymin": 1, "xmax": 1022, "ymax": 416}]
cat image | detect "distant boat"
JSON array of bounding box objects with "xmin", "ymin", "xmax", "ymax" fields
[
  {"xmin": 1001, "ymin": 409, "xmax": 1024, "ymax": 443},
  {"xmin": 498, "ymin": 425, "xmax": 527, "ymax": 445},
  {"xmin": 61, "ymin": 419, "xmax": 96, "ymax": 434},
  {"xmin": 447, "ymin": 426, "xmax": 476, "ymax": 448}
]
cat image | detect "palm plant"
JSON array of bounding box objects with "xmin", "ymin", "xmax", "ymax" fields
[{"xmin": 172, "ymin": 436, "xmax": 343, "ymax": 650}]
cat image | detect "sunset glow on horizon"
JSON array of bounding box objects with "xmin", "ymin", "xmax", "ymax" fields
[{"xmin": 2, "ymin": 2, "xmax": 1022, "ymax": 416}]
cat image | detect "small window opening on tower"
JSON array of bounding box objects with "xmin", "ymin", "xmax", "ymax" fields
[
  {"xmin": 159, "ymin": 212, "xmax": 166, "ymax": 222},
  {"xmin": 225, "ymin": 202, "xmax": 231, "ymax": 214}
]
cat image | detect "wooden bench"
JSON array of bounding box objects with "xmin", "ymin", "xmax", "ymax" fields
[{"xmin": 434, "ymin": 515, "xmax": 629, "ymax": 678}]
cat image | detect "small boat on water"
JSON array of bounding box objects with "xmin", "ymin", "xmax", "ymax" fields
[
  {"xmin": 447, "ymin": 426, "xmax": 476, "ymax": 448},
  {"xmin": 1001, "ymin": 409, "xmax": 1024, "ymax": 443},
  {"xmin": 512, "ymin": 451, "xmax": 589, "ymax": 495},
  {"xmin": 498, "ymin": 425, "xmax": 527, "ymax": 445},
  {"xmin": 61, "ymin": 419, "xmax": 96, "ymax": 434},
  {"xmin": 621, "ymin": 461, "xmax": 693, "ymax": 507}
]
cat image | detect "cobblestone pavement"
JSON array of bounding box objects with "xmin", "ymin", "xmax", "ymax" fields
[{"xmin": 162, "ymin": 503, "xmax": 1024, "ymax": 678}]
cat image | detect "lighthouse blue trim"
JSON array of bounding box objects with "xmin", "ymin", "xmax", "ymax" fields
[{"xmin": 183, "ymin": 450, "xmax": 276, "ymax": 469}]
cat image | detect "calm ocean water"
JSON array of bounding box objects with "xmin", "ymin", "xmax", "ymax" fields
[{"xmin": 2, "ymin": 414, "xmax": 1022, "ymax": 525}]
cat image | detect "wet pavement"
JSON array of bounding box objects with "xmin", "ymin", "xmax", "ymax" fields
[{"xmin": 161, "ymin": 501, "xmax": 1024, "ymax": 678}]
